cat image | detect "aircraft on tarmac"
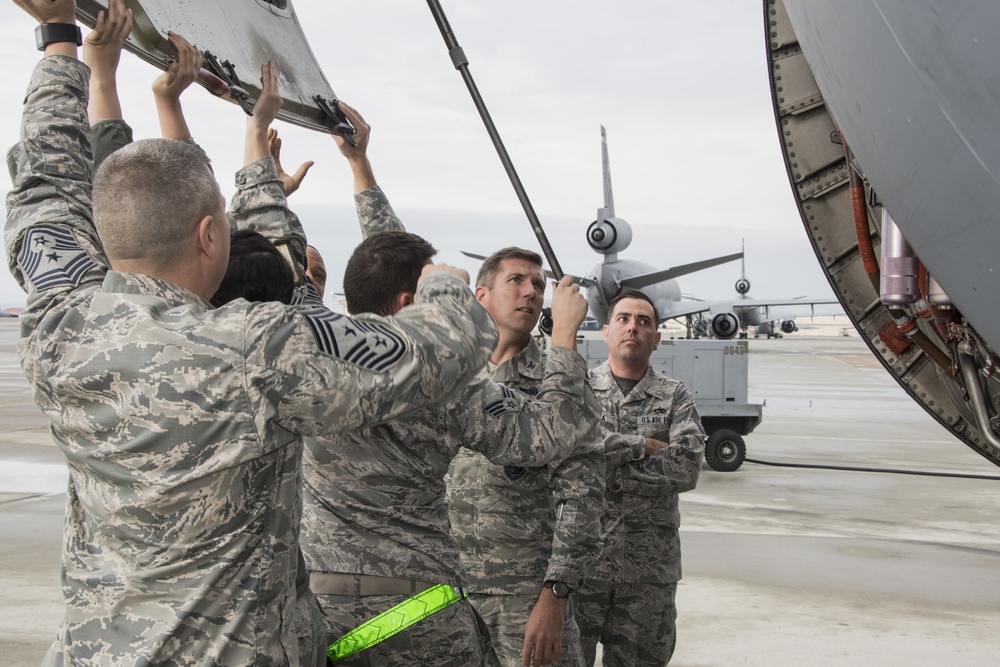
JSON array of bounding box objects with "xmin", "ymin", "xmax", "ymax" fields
[
  {"xmin": 768, "ymin": 0, "xmax": 1000, "ymax": 468},
  {"xmin": 691, "ymin": 240, "xmax": 838, "ymax": 339},
  {"xmin": 468, "ymin": 128, "xmax": 836, "ymax": 339}
]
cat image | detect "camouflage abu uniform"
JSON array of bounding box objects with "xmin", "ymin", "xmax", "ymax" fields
[
  {"xmin": 298, "ymin": 186, "xmax": 600, "ymax": 666},
  {"xmin": 574, "ymin": 361, "xmax": 705, "ymax": 667},
  {"xmin": 5, "ymin": 57, "xmax": 497, "ymax": 667},
  {"xmin": 87, "ymin": 116, "xmax": 327, "ymax": 665},
  {"xmin": 447, "ymin": 337, "xmax": 606, "ymax": 667}
]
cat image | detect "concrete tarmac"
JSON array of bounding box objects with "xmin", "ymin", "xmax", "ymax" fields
[{"xmin": 1, "ymin": 318, "xmax": 998, "ymax": 665}]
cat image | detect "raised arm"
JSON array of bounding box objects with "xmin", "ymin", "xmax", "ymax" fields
[
  {"xmin": 151, "ymin": 32, "xmax": 200, "ymax": 141},
  {"xmin": 248, "ymin": 268, "xmax": 499, "ymax": 437},
  {"xmin": 83, "ymin": 0, "xmax": 130, "ymax": 124},
  {"xmin": 81, "ymin": 0, "xmax": 133, "ymax": 172},
  {"xmin": 6, "ymin": 0, "xmax": 109, "ymax": 328},
  {"xmin": 455, "ymin": 279, "xmax": 599, "ymax": 465},
  {"xmin": 228, "ymin": 62, "xmax": 308, "ymax": 276},
  {"xmin": 330, "ymin": 102, "xmax": 404, "ymax": 236}
]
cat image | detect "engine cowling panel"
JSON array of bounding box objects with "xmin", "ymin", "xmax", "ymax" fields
[{"xmin": 712, "ymin": 312, "xmax": 740, "ymax": 339}]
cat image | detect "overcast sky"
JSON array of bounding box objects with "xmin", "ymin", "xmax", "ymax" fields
[{"xmin": 0, "ymin": 0, "xmax": 841, "ymax": 316}]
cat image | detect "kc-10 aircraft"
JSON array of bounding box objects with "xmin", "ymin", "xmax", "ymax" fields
[
  {"xmin": 767, "ymin": 0, "xmax": 1000, "ymax": 468},
  {"xmin": 694, "ymin": 240, "xmax": 838, "ymax": 339},
  {"xmin": 470, "ymin": 127, "xmax": 835, "ymax": 339}
]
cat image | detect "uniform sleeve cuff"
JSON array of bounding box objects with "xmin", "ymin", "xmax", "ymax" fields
[{"xmin": 235, "ymin": 156, "xmax": 279, "ymax": 188}]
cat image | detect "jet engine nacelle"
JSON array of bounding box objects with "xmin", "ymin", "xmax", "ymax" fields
[
  {"xmin": 711, "ymin": 312, "xmax": 740, "ymax": 339},
  {"xmin": 587, "ymin": 217, "xmax": 633, "ymax": 255},
  {"xmin": 781, "ymin": 319, "xmax": 798, "ymax": 334},
  {"xmin": 735, "ymin": 277, "xmax": 751, "ymax": 295}
]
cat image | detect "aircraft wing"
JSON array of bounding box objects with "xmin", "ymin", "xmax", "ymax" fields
[
  {"xmin": 75, "ymin": 0, "xmax": 349, "ymax": 134},
  {"xmin": 658, "ymin": 296, "xmax": 839, "ymax": 325},
  {"xmin": 732, "ymin": 297, "xmax": 840, "ymax": 311},
  {"xmin": 659, "ymin": 300, "xmax": 722, "ymax": 321},
  {"xmin": 620, "ymin": 252, "xmax": 743, "ymax": 290}
]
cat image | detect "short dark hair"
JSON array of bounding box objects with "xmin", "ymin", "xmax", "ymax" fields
[
  {"xmin": 344, "ymin": 231, "xmax": 437, "ymax": 316},
  {"xmin": 211, "ymin": 230, "xmax": 295, "ymax": 306},
  {"xmin": 608, "ymin": 288, "xmax": 660, "ymax": 324},
  {"xmin": 476, "ymin": 247, "xmax": 543, "ymax": 288}
]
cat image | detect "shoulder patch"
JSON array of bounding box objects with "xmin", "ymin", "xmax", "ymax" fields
[
  {"xmin": 503, "ymin": 465, "xmax": 527, "ymax": 483},
  {"xmin": 484, "ymin": 385, "xmax": 520, "ymax": 418},
  {"xmin": 18, "ymin": 224, "xmax": 97, "ymax": 291},
  {"xmin": 300, "ymin": 308, "xmax": 407, "ymax": 372}
]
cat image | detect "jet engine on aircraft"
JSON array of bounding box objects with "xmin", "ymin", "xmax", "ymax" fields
[
  {"xmin": 587, "ymin": 218, "xmax": 633, "ymax": 256},
  {"xmin": 735, "ymin": 277, "xmax": 751, "ymax": 295},
  {"xmin": 710, "ymin": 310, "xmax": 740, "ymax": 339},
  {"xmin": 780, "ymin": 319, "xmax": 797, "ymax": 334}
]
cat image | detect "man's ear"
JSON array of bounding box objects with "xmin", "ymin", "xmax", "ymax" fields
[
  {"xmin": 395, "ymin": 291, "xmax": 416, "ymax": 312},
  {"xmin": 195, "ymin": 215, "xmax": 219, "ymax": 260},
  {"xmin": 474, "ymin": 285, "xmax": 488, "ymax": 305}
]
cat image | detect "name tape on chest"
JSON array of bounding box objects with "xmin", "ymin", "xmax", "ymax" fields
[
  {"xmin": 301, "ymin": 308, "xmax": 407, "ymax": 372},
  {"xmin": 18, "ymin": 224, "xmax": 96, "ymax": 291}
]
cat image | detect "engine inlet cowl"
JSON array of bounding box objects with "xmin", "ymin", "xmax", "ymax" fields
[
  {"xmin": 712, "ymin": 313, "xmax": 739, "ymax": 339},
  {"xmin": 587, "ymin": 217, "xmax": 633, "ymax": 254}
]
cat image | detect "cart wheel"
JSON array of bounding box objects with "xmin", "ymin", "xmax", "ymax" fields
[{"xmin": 705, "ymin": 429, "xmax": 746, "ymax": 472}]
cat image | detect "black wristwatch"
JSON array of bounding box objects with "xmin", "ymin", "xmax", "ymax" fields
[
  {"xmin": 544, "ymin": 580, "xmax": 572, "ymax": 598},
  {"xmin": 35, "ymin": 23, "xmax": 83, "ymax": 51}
]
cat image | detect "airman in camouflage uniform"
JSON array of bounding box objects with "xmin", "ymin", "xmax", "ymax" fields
[
  {"xmin": 441, "ymin": 242, "xmax": 606, "ymax": 666},
  {"xmin": 574, "ymin": 290, "xmax": 705, "ymax": 667},
  {"xmin": 4, "ymin": 7, "xmax": 497, "ymax": 664},
  {"xmin": 297, "ymin": 105, "xmax": 601, "ymax": 666}
]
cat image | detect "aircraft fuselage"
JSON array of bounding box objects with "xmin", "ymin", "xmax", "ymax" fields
[{"xmin": 585, "ymin": 257, "xmax": 681, "ymax": 325}]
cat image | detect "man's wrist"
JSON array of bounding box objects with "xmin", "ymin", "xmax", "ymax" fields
[
  {"xmin": 36, "ymin": 23, "xmax": 82, "ymax": 51},
  {"xmin": 550, "ymin": 328, "xmax": 577, "ymax": 350},
  {"xmin": 542, "ymin": 580, "xmax": 572, "ymax": 599}
]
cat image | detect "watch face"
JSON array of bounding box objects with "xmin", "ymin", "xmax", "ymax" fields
[{"xmin": 552, "ymin": 581, "xmax": 570, "ymax": 598}]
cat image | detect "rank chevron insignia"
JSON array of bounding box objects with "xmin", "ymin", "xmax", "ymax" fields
[
  {"xmin": 484, "ymin": 385, "xmax": 520, "ymax": 417},
  {"xmin": 301, "ymin": 308, "xmax": 408, "ymax": 371},
  {"xmin": 18, "ymin": 224, "xmax": 97, "ymax": 291}
]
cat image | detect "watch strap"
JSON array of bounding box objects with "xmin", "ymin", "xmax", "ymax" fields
[{"xmin": 35, "ymin": 23, "xmax": 83, "ymax": 51}]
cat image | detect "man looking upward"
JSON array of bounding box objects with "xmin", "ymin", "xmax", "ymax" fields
[{"xmin": 447, "ymin": 248, "xmax": 606, "ymax": 667}]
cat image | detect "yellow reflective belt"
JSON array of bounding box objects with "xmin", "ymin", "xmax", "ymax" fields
[{"xmin": 326, "ymin": 584, "xmax": 468, "ymax": 662}]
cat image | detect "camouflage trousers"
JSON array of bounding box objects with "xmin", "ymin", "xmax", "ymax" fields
[
  {"xmin": 315, "ymin": 591, "xmax": 495, "ymax": 666},
  {"xmin": 291, "ymin": 590, "xmax": 328, "ymax": 667},
  {"xmin": 468, "ymin": 592, "xmax": 585, "ymax": 667},
  {"xmin": 574, "ymin": 581, "xmax": 677, "ymax": 667}
]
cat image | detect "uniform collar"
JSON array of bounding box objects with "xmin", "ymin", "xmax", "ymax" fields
[
  {"xmin": 492, "ymin": 337, "xmax": 546, "ymax": 383},
  {"xmin": 102, "ymin": 271, "xmax": 212, "ymax": 310},
  {"xmin": 589, "ymin": 361, "xmax": 671, "ymax": 401}
]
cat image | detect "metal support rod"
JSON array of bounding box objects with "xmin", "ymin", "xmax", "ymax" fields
[{"xmin": 425, "ymin": 0, "xmax": 564, "ymax": 280}]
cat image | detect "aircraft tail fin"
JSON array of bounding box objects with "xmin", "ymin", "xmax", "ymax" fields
[{"xmin": 599, "ymin": 126, "xmax": 615, "ymax": 220}]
